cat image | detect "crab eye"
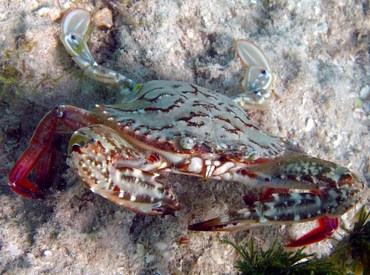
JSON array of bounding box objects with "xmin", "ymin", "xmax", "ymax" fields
[
  {"xmin": 71, "ymin": 143, "xmax": 83, "ymax": 153},
  {"xmin": 180, "ymin": 137, "xmax": 196, "ymax": 150},
  {"xmin": 248, "ymin": 66, "xmax": 273, "ymax": 92},
  {"xmin": 175, "ymin": 136, "xmax": 197, "ymax": 152},
  {"xmin": 254, "ymin": 90, "xmax": 262, "ymax": 96},
  {"xmin": 68, "ymin": 132, "xmax": 90, "ymax": 155}
]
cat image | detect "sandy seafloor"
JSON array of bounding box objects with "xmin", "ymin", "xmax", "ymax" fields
[{"xmin": 0, "ymin": 0, "xmax": 369, "ymax": 274}]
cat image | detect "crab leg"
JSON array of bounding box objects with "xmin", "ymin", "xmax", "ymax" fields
[
  {"xmin": 68, "ymin": 124, "xmax": 180, "ymax": 215},
  {"xmin": 189, "ymin": 189, "xmax": 340, "ymax": 246},
  {"xmin": 61, "ymin": 9, "xmax": 136, "ymax": 94},
  {"xmin": 233, "ymin": 39, "xmax": 275, "ymax": 109},
  {"xmin": 8, "ymin": 106, "xmax": 103, "ymax": 198},
  {"xmin": 189, "ymin": 153, "xmax": 363, "ymax": 246}
]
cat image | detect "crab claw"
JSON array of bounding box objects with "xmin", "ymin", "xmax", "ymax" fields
[
  {"xmin": 8, "ymin": 108, "xmax": 59, "ymax": 198},
  {"xmin": 68, "ymin": 124, "xmax": 181, "ymax": 216},
  {"xmin": 286, "ymin": 216, "xmax": 339, "ymax": 247},
  {"xmin": 189, "ymin": 153, "xmax": 364, "ymax": 247}
]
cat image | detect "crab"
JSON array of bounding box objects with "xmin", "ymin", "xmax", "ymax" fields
[
  {"xmin": 7, "ymin": 9, "xmax": 364, "ymax": 247},
  {"xmin": 232, "ymin": 38, "xmax": 275, "ymax": 109}
]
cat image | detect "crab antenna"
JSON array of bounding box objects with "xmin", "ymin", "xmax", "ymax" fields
[{"xmin": 60, "ymin": 9, "xmax": 137, "ymax": 94}]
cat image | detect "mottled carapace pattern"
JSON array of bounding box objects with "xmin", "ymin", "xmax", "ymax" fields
[{"xmin": 98, "ymin": 80, "xmax": 285, "ymax": 158}]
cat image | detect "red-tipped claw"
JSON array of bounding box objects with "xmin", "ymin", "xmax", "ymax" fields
[
  {"xmin": 287, "ymin": 216, "xmax": 339, "ymax": 247},
  {"xmin": 8, "ymin": 108, "xmax": 59, "ymax": 198}
]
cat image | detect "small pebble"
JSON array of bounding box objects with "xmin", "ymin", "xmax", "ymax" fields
[
  {"xmin": 305, "ymin": 118, "xmax": 315, "ymax": 132},
  {"xmin": 145, "ymin": 254, "xmax": 155, "ymax": 263},
  {"xmin": 316, "ymin": 22, "xmax": 328, "ymax": 33},
  {"xmin": 37, "ymin": 7, "xmax": 61, "ymax": 22},
  {"xmin": 30, "ymin": 0, "xmax": 40, "ymax": 11},
  {"xmin": 94, "ymin": 8, "xmax": 113, "ymax": 29},
  {"xmin": 7, "ymin": 244, "xmax": 22, "ymax": 257},
  {"xmin": 136, "ymin": 243, "xmax": 145, "ymax": 257},
  {"xmin": 43, "ymin": 250, "xmax": 52, "ymax": 257},
  {"xmin": 359, "ymin": 85, "xmax": 369, "ymax": 99},
  {"xmin": 212, "ymin": 251, "xmax": 224, "ymax": 264},
  {"xmin": 155, "ymin": 242, "xmax": 168, "ymax": 250},
  {"xmin": 37, "ymin": 7, "xmax": 51, "ymax": 16},
  {"xmin": 117, "ymin": 267, "xmax": 125, "ymax": 274},
  {"xmin": 354, "ymin": 98, "xmax": 362, "ymax": 108}
]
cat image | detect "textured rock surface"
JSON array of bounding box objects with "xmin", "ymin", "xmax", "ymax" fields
[{"xmin": 0, "ymin": 0, "xmax": 369, "ymax": 273}]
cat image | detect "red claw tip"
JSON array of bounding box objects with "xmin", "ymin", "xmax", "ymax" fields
[{"xmin": 286, "ymin": 216, "xmax": 339, "ymax": 247}]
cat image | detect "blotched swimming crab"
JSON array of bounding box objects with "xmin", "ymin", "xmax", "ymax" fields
[{"xmin": 7, "ymin": 9, "xmax": 364, "ymax": 247}]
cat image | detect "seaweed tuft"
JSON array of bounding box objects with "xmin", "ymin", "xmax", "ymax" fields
[
  {"xmin": 330, "ymin": 206, "xmax": 370, "ymax": 274},
  {"xmin": 223, "ymin": 238, "xmax": 341, "ymax": 275}
]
